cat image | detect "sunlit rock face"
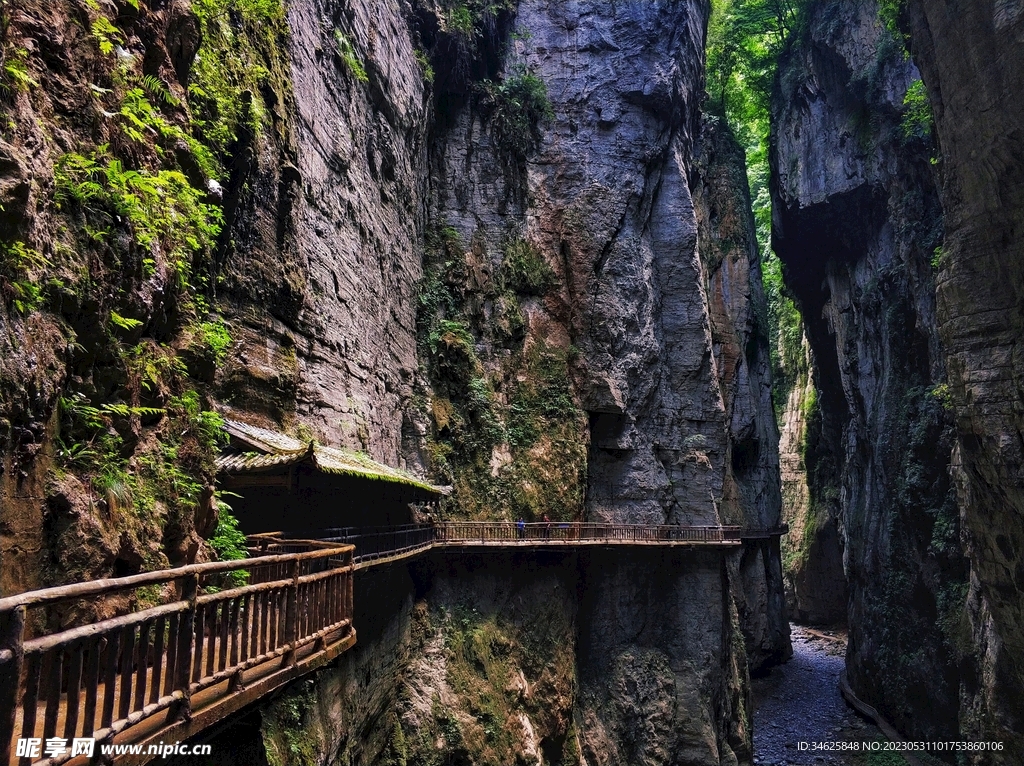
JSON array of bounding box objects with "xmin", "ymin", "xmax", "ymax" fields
[
  {"xmin": 252, "ymin": 0, "xmax": 788, "ymax": 761},
  {"xmin": 772, "ymin": 0, "xmax": 954, "ymax": 743},
  {"xmin": 903, "ymin": 0, "xmax": 1024, "ymax": 758},
  {"xmin": 0, "ymin": 0, "xmax": 787, "ymax": 760},
  {"xmin": 216, "ymin": 0, "xmax": 429, "ymax": 464}
]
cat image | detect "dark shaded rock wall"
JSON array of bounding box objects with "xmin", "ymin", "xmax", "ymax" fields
[
  {"xmin": 250, "ymin": 0, "xmax": 788, "ymax": 761},
  {"xmin": 693, "ymin": 116, "xmax": 790, "ymax": 668},
  {"xmin": 776, "ymin": 335, "xmax": 848, "ymax": 625},
  {"xmin": 771, "ymin": 0, "xmax": 964, "ymax": 743},
  {"xmin": 903, "ymin": 0, "xmax": 1024, "ymax": 758}
]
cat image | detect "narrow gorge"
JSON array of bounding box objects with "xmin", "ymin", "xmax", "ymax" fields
[{"xmin": 0, "ymin": 0, "xmax": 1020, "ymax": 765}]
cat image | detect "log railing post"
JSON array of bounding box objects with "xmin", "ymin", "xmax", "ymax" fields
[
  {"xmin": 172, "ymin": 573, "xmax": 198, "ymax": 721},
  {"xmin": 346, "ymin": 554, "xmax": 354, "ymax": 630},
  {"xmin": 0, "ymin": 605, "xmax": 25, "ymax": 765},
  {"xmin": 283, "ymin": 560, "xmax": 299, "ymax": 665}
]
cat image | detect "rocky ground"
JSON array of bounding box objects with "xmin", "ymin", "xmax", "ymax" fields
[{"xmin": 752, "ymin": 625, "xmax": 944, "ymax": 766}]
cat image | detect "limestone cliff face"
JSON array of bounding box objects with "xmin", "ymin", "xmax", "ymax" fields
[
  {"xmin": 775, "ymin": 334, "xmax": 847, "ymax": 626},
  {"xmin": 1, "ymin": 0, "xmax": 787, "ymax": 762},
  {"xmin": 216, "ymin": 0, "xmax": 429, "ymax": 464},
  {"xmin": 903, "ymin": 0, "xmax": 1024, "ymax": 757},
  {"xmin": 249, "ymin": 0, "xmax": 788, "ymax": 761},
  {"xmin": 692, "ymin": 116, "xmax": 790, "ymax": 669},
  {"xmin": 772, "ymin": 0, "xmax": 963, "ymax": 742}
]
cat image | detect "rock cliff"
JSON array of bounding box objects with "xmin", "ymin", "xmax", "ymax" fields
[
  {"xmin": 903, "ymin": 0, "xmax": 1024, "ymax": 757},
  {"xmin": 0, "ymin": 0, "xmax": 789, "ymax": 762},
  {"xmin": 772, "ymin": 0, "xmax": 963, "ymax": 743},
  {"xmin": 776, "ymin": 331, "xmax": 847, "ymax": 626}
]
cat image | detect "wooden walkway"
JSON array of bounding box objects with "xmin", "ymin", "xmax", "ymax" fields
[
  {"xmin": 1, "ymin": 523, "xmax": 785, "ymax": 765},
  {"xmin": 315, "ymin": 522, "xmax": 787, "ymax": 570}
]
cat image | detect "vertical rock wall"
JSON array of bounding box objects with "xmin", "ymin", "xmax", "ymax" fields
[
  {"xmin": 217, "ymin": 0, "xmax": 430, "ymax": 464},
  {"xmin": 772, "ymin": 0, "xmax": 963, "ymax": 742},
  {"xmin": 253, "ymin": 0, "xmax": 789, "ymax": 762},
  {"xmin": 0, "ymin": 0, "xmax": 788, "ymax": 762},
  {"xmin": 693, "ymin": 116, "xmax": 790, "ymax": 668},
  {"xmin": 775, "ymin": 334, "xmax": 848, "ymax": 626},
  {"xmin": 903, "ymin": 0, "xmax": 1024, "ymax": 757}
]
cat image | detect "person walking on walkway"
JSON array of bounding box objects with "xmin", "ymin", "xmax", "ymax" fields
[
  {"xmin": 543, "ymin": 513, "xmax": 551, "ymax": 539},
  {"xmin": 517, "ymin": 517, "xmax": 526, "ymax": 539}
]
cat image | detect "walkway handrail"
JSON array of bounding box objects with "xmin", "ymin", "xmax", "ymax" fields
[
  {"xmin": 432, "ymin": 521, "xmax": 741, "ymax": 544},
  {"xmin": 313, "ymin": 523, "xmax": 786, "ymax": 565},
  {"xmin": 0, "ymin": 521, "xmax": 787, "ymax": 764},
  {"xmin": 0, "ymin": 541, "xmax": 354, "ymax": 766}
]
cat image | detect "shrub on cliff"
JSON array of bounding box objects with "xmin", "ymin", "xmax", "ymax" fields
[{"xmin": 479, "ymin": 68, "xmax": 554, "ymax": 160}]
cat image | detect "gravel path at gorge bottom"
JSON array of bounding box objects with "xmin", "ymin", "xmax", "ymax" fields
[{"xmin": 752, "ymin": 625, "xmax": 898, "ymax": 766}]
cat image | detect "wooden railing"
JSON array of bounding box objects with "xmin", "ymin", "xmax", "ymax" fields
[
  {"xmin": 318, "ymin": 525, "xmax": 436, "ymax": 565},
  {"xmin": 0, "ymin": 542, "xmax": 354, "ymax": 766},
  {"xmin": 0, "ymin": 522, "xmax": 787, "ymax": 764},
  {"xmin": 310, "ymin": 523, "xmax": 787, "ymax": 569},
  {"xmin": 433, "ymin": 521, "xmax": 742, "ymax": 544}
]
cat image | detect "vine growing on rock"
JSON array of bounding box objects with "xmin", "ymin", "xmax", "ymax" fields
[
  {"xmin": 0, "ymin": 0, "xmax": 289, "ymax": 585},
  {"xmin": 417, "ymin": 226, "xmax": 587, "ymax": 522}
]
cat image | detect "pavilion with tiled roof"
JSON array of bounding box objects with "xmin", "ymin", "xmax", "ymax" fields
[{"xmin": 216, "ymin": 419, "xmax": 443, "ymax": 533}]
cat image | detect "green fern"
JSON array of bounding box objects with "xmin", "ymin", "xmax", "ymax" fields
[
  {"xmin": 110, "ymin": 311, "xmax": 144, "ymax": 331},
  {"xmin": 334, "ymin": 30, "xmax": 369, "ymax": 83}
]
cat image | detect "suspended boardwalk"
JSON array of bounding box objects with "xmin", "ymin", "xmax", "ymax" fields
[{"xmin": 1, "ymin": 523, "xmax": 785, "ymax": 765}]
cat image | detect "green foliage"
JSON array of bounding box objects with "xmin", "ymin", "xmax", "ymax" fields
[
  {"xmin": 110, "ymin": 310, "xmax": 144, "ymax": 332},
  {"xmin": 448, "ymin": 4, "xmax": 475, "ymax": 36},
  {"xmin": 479, "ymin": 68, "xmax": 553, "ymax": 160},
  {"xmin": 194, "ymin": 316, "xmax": 233, "ymax": 363},
  {"xmin": 901, "ymin": 78, "xmax": 933, "ymax": 140},
  {"xmin": 263, "ymin": 682, "xmax": 319, "ymax": 766},
  {"xmin": 707, "ymin": 0, "xmax": 810, "ymax": 416},
  {"xmin": 189, "ymin": 0, "xmax": 287, "ymax": 161},
  {"xmin": 209, "ymin": 501, "xmax": 249, "ymax": 587},
  {"xmin": 428, "ymin": 319, "xmax": 477, "ymax": 375},
  {"xmin": 762, "ymin": 251, "xmax": 805, "ymax": 415},
  {"xmin": 928, "ymin": 382, "xmax": 952, "ymax": 411},
  {"xmin": 877, "ymin": 0, "xmax": 905, "ymax": 39},
  {"xmin": 57, "ymin": 386, "xmax": 223, "ymax": 519},
  {"xmin": 414, "ymin": 48, "xmax": 435, "ymax": 83},
  {"xmin": 0, "ymin": 240, "xmax": 49, "ymax": 314},
  {"xmin": 1, "ymin": 47, "xmax": 38, "ymax": 94},
  {"xmin": 117, "ymin": 86, "xmax": 219, "ymax": 179},
  {"xmin": 54, "ymin": 147, "xmax": 223, "ymax": 289},
  {"xmin": 2, "ymin": 0, "xmax": 279, "ymax": 581},
  {"xmin": 90, "ymin": 14, "xmax": 124, "ymax": 56},
  {"xmin": 417, "ymin": 219, "xmax": 585, "ymax": 523},
  {"xmin": 501, "ymin": 238, "xmax": 555, "ymax": 295},
  {"xmin": 442, "ymin": 0, "xmax": 515, "ymax": 40},
  {"xmin": 334, "ymin": 30, "xmax": 369, "ymax": 83},
  {"xmin": 401, "ymin": 594, "xmax": 577, "ymax": 766}
]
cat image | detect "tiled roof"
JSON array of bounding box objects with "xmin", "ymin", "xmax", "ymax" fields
[{"xmin": 216, "ymin": 420, "xmax": 443, "ymax": 496}]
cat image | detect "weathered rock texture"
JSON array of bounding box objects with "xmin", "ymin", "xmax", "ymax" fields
[
  {"xmin": 250, "ymin": 0, "xmax": 789, "ymax": 761},
  {"xmin": 2, "ymin": 0, "xmax": 789, "ymax": 761},
  {"xmin": 772, "ymin": 0, "xmax": 965, "ymax": 745},
  {"xmin": 903, "ymin": 0, "xmax": 1024, "ymax": 758},
  {"xmin": 775, "ymin": 335, "xmax": 847, "ymax": 626},
  {"xmin": 422, "ymin": 1, "xmax": 788, "ymax": 757},
  {"xmin": 0, "ymin": 0, "xmax": 271, "ymax": 597},
  {"xmin": 216, "ymin": 0, "xmax": 429, "ymax": 463},
  {"xmin": 693, "ymin": 116, "xmax": 791, "ymax": 668}
]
